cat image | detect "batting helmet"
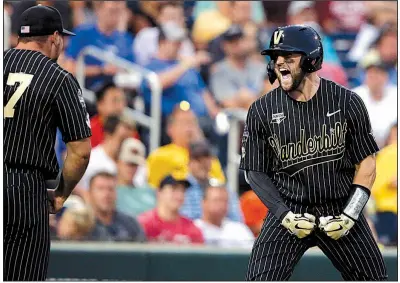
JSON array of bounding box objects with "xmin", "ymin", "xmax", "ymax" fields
[{"xmin": 262, "ymin": 25, "xmax": 323, "ymax": 84}]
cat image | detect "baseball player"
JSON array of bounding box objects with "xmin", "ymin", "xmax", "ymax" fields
[
  {"xmin": 4, "ymin": 5, "xmax": 92, "ymax": 281},
  {"xmin": 240, "ymin": 25, "xmax": 387, "ymax": 281}
]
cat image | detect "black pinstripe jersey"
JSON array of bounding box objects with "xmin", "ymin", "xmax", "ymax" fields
[
  {"xmin": 4, "ymin": 49, "xmax": 92, "ymax": 179},
  {"xmin": 240, "ymin": 78, "xmax": 379, "ymax": 206}
]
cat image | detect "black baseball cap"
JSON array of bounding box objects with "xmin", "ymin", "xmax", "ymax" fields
[
  {"xmin": 159, "ymin": 174, "xmax": 191, "ymax": 190},
  {"xmin": 18, "ymin": 5, "xmax": 75, "ymax": 37}
]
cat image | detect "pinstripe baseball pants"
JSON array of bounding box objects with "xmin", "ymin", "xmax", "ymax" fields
[
  {"xmin": 246, "ymin": 211, "xmax": 388, "ymax": 281},
  {"xmin": 4, "ymin": 167, "xmax": 50, "ymax": 281}
]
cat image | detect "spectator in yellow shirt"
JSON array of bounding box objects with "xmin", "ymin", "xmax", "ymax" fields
[
  {"xmin": 147, "ymin": 107, "xmax": 225, "ymax": 188},
  {"xmin": 372, "ymin": 123, "xmax": 397, "ymax": 246}
]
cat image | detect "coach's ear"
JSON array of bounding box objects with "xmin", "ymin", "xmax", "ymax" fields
[
  {"xmin": 55, "ymin": 31, "xmax": 62, "ymax": 45},
  {"xmin": 49, "ymin": 31, "xmax": 60, "ymax": 45}
]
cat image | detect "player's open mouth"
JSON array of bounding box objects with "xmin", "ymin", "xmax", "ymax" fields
[{"xmin": 280, "ymin": 69, "xmax": 291, "ymax": 81}]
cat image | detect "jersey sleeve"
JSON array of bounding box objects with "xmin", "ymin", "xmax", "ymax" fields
[
  {"xmin": 53, "ymin": 74, "xmax": 92, "ymax": 143},
  {"xmin": 239, "ymin": 105, "xmax": 271, "ymax": 173},
  {"xmin": 346, "ymin": 92, "xmax": 379, "ymax": 164}
]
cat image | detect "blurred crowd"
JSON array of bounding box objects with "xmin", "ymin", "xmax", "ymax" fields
[{"xmin": 4, "ymin": 1, "xmax": 397, "ymax": 247}]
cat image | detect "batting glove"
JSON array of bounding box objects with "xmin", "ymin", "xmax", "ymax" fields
[
  {"xmin": 319, "ymin": 214, "xmax": 355, "ymax": 240},
  {"xmin": 281, "ymin": 211, "xmax": 316, "ymax": 238}
]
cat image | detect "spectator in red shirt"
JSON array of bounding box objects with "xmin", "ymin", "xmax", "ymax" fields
[
  {"xmin": 138, "ymin": 174, "xmax": 204, "ymax": 244},
  {"xmin": 90, "ymin": 82, "xmax": 127, "ymax": 148}
]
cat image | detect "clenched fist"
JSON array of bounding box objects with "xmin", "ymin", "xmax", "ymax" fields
[{"xmin": 281, "ymin": 212, "xmax": 316, "ymax": 238}]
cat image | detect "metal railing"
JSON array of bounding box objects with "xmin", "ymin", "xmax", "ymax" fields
[
  {"xmin": 75, "ymin": 46, "xmax": 248, "ymax": 192},
  {"xmin": 76, "ymin": 46, "xmax": 162, "ymax": 153},
  {"xmin": 223, "ymin": 109, "xmax": 247, "ymax": 193}
]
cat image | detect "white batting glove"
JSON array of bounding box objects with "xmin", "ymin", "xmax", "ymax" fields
[
  {"xmin": 281, "ymin": 211, "xmax": 316, "ymax": 238},
  {"xmin": 319, "ymin": 214, "xmax": 355, "ymax": 240}
]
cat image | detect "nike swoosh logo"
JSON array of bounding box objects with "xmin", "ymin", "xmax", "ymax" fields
[
  {"xmin": 326, "ymin": 110, "xmax": 341, "ymax": 117},
  {"xmin": 327, "ymin": 225, "xmax": 344, "ymax": 232},
  {"xmin": 295, "ymin": 224, "xmax": 313, "ymax": 230}
]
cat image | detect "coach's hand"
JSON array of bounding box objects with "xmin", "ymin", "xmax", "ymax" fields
[
  {"xmin": 46, "ymin": 173, "xmax": 67, "ymax": 214},
  {"xmin": 47, "ymin": 189, "xmax": 67, "ymax": 214},
  {"xmin": 281, "ymin": 212, "xmax": 316, "ymax": 238},
  {"xmin": 319, "ymin": 214, "xmax": 355, "ymax": 240}
]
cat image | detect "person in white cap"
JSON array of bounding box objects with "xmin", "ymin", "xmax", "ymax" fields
[{"xmin": 116, "ymin": 138, "xmax": 157, "ymax": 217}]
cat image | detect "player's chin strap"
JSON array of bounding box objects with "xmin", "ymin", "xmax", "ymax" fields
[{"xmin": 343, "ymin": 184, "xmax": 371, "ymax": 221}]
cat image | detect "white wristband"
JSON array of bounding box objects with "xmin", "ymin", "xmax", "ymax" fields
[{"xmin": 343, "ymin": 185, "xmax": 370, "ymax": 221}]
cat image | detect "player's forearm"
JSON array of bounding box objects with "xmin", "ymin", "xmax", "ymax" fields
[
  {"xmin": 353, "ymin": 155, "xmax": 376, "ymax": 189},
  {"xmin": 245, "ymin": 170, "xmax": 290, "ymax": 221},
  {"xmin": 59, "ymin": 139, "xmax": 91, "ymax": 199},
  {"xmin": 339, "ymin": 155, "xmax": 376, "ymax": 221}
]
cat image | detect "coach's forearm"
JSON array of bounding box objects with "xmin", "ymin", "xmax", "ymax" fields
[
  {"xmin": 353, "ymin": 155, "xmax": 376, "ymax": 189},
  {"xmin": 246, "ymin": 170, "xmax": 290, "ymax": 221},
  {"xmin": 59, "ymin": 138, "xmax": 91, "ymax": 199}
]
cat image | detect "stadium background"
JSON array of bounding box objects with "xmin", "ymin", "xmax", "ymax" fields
[{"xmin": 3, "ymin": 0, "xmax": 398, "ymax": 280}]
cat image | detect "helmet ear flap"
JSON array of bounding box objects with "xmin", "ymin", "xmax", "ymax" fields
[
  {"xmin": 300, "ymin": 56, "xmax": 310, "ymax": 73},
  {"xmin": 267, "ymin": 60, "xmax": 277, "ymax": 84},
  {"xmin": 300, "ymin": 55, "xmax": 323, "ymax": 73}
]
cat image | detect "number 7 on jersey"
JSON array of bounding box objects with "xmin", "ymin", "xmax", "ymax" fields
[{"xmin": 5, "ymin": 73, "xmax": 34, "ymax": 118}]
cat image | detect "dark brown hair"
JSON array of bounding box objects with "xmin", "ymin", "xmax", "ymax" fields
[
  {"xmin": 89, "ymin": 171, "xmax": 116, "ymax": 188},
  {"xmin": 18, "ymin": 35, "xmax": 50, "ymax": 45}
]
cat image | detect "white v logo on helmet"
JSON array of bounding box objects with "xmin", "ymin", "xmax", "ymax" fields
[{"xmin": 274, "ymin": 30, "xmax": 284, "ymax": 45}]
